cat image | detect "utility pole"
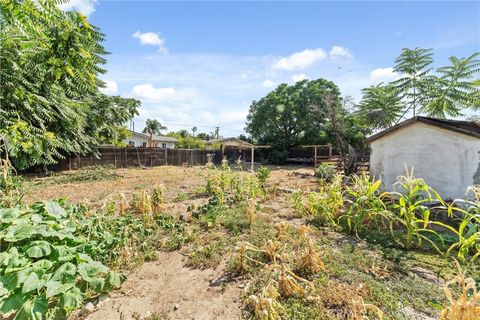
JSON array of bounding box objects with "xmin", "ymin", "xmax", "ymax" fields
[{"xmin": 214, "ymin": 127, "xmax": 220, "ymax": 139}]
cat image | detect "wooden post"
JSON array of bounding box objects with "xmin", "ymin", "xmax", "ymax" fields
[
  {"xmin": 251, "ymin": 147, "xmax": 254, "ymax": 171},
  {"xmin": 77, "ymin": 155, "xmax": 81, "ymax": 169},
  {"xmin": 68, "ymin": 155, "xmax": 71, "ymax": 171},
  {"xmin": 114, "ymin": 156, "xmax": 117, "ymax": 168},
  {"xmin": 329, "ymin": 145, "xmax": 332, "ymax": 157},
  {"xmin": 165, "ymin": 148, "xmax": 168, "ymax": 166},
  {"xmin": 125, "ymin": 148, "xmax": 127, "ymax": 167},
  {"xmin": 314, "ymin": 146, "xmax": 317, "ymax": 167},
  {"xmin": 150, "ymin": 155, "xmax": 153, "ymax": 167}
]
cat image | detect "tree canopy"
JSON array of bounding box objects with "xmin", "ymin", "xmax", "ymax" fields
[
  {"xmin": 0, "ymin": 0, "xmax": 139, "ymax": 169},
  {"xmin": 143, "ymin": 119, "xmax": 167, "ymax": 135},
  {"xmin": 245, "ymin": 79, "xmax": 369, "ymax": 163},
  {"xmin": 359, "ymin": 48, "xmax": 480, "ymax": 129}
]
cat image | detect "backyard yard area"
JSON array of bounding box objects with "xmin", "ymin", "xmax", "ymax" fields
[{"xmin": 14, "ymin": 164, "xmax": 480, "ymax": 320}]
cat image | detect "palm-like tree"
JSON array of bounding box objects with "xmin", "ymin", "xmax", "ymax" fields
[
  {"xmin": 143, "ymin": 119, "xmax": 167, "ymax": 135},
  {"xmin": 421, "ymin": 52, "xmax": 480, "ymax": 118},
  {"xmin": 192, "ymin": 127, "xmax": 197, "ymax": 137},
  {"xmin": 393, "ymin": 47, "xmax": 434, "ymax": 117},
  {"xmin": 357, "ymin": 84, "xmax": 403, "ymax": 129}
]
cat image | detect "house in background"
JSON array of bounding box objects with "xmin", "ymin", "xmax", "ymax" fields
[
  {"xmin": 126, "ymin": 130, "xmax": 178, "ymax": 149},
  {"xmin": 367, "ymin": 116, "xmax": 480, "ymax": 199},
  {"xmin": 205, "ymin": 137, "xmax": 253, "ymax": 150}
]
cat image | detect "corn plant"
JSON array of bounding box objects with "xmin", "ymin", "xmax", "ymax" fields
[
  {"xmin": 256, "ymin": 166, "xmax": 271, "ymax": 184},
  {"xmin": 290, "ymin": 189, "xmax": 304, "ymax": 215},
  {"xmin": 151, "ymin": 184, "xmax": 166, "ymax": 213},
  {"xmin": 246, "ymin": 198, "xmax": 257, "ymax": 226},
  {"xmin": 340, "ymin": 174, "xmax": 393, "ymax": 236},
  {"xmin": 439, "ymin": 200, "xmax": 480, "ymax": 261},
  {"xmin": 440, "ymin": 262, "xmax": 480, "ymax": 320},
  {"xmin": 249, "ymin": 282, "xmax": 286, "ymax": 320},
  {"xmin": 349, "ymin": 296, "xmax": 384, "ymax": 320},
  {"xmin": 388, "ymin": 175, "xmax": 445, "ymax": 250}
]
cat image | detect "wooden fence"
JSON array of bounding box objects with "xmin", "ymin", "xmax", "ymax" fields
[{"xmin": 57, "ymin": 147, "xmax": 222, "ymax": 170}]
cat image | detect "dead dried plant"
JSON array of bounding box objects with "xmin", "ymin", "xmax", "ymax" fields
[
  {"xmin": 263, "ymin": 240, "xmax": 278, "ymax": 264},
  {"xmin": 277, "ymin": 263, "xmax": 313, "ymax": 297},
  {"xmin": 440, "ymin": 262, "xmax": 480, "ymax": 320},
  {"xmin": 349, "ymin": 296, "xmax": 384, "ymax": 320},
  {"xmin": 247, "ymin": 198, "xmax": 257, "ymax": 226},
  {"xmin": 151, "ymin": 184, "xmax": 166, "ymax": 213},
  {"xmin": 295, "ymin": 238, "xmax": 324, "ymax": 275},
  {"xmin": 276, "ymin": 222, "xmax": 292, "ymax": 241},
  {"xmin": 249, "ymin": 282, "xmax": 286, "ymax": 320}
]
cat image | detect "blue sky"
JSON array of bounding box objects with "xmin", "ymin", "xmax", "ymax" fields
[{"xmin": 63, "ymin": 1, "xmax": 480, "ymax": 136}]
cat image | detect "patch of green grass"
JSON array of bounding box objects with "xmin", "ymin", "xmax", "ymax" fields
[
  {"xmin": 281, "ymin": 297, "xmax": 326, "ymax": 320},
  {"xmin": 32, "ymin": 165, "xmax": 119, "ymax": 186},
  {"xmin": 186, "ymin": 234, "xmax": 229, "ymax": 269},
  {"xmin": 175, "ymin": 191, "xmax": 189, "ymax": 202}
]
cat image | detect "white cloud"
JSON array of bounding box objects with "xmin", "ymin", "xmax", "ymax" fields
[
  {"xmin": 271, "ymin": 48, "xmax": 327, "ymax": 71},
  {"xmin": 132, "ymin": 31, "xmax": 168, "ymax": 53},
  {"xmin": 370, "ymin": 67, "xmax": 398, "ymax": 80},
  {"xmin": 58, "ymin": 0, "xmax": 96, "ymax": 16},
  {"xmin": 329, "ymin": 46, "xmax": 353, "ymax": 59},
  {"xmin": 132, "ymin": 84, "xmax": 174, "ymax": 101},
  {"xmin": 100, "ymin": 80, "xmax": 118, "ymax": 95},
  {"xmin": 262, "ymin": 80, "xmax": 275, "ymax": 88},
  {"xmin": 292, "ymin": 74, "xmax": 309, "ymax": 82}
]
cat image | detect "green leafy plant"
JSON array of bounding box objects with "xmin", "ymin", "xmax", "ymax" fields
[
  {"xmin": 340, "ymin": 174, "xmax": 392, "ymax": 236},
  {"xmin": 0, "ymin": 201, "xmax": 125, "ymax": 319},
  {"xmin": 256, "ymin": 166, "xmax": 271, "ymax": 184},
  {"xmin": 314, "ymin": 163, "xmax": 336, "ymax": 182}
]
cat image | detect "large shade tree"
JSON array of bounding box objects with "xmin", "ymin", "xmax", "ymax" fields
[
  {"xmin": 245, "ymin": 79, "xmax": 369, "ymax": 164},
  {"xmin": 0, "ymin": 0, "xmax": 139, "ymax": 169}
]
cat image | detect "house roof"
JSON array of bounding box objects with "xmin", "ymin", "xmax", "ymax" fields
[
  {"xmin": 205, "ymin": 137, "xmax": 253, "ymax": 148},
  {"xmin": 128, "ymin": 130, "xmax": 178, "ymax": 142},
  {"xmin": 367, "ymin": 116, "xmax": 480, "ymax": 143}
]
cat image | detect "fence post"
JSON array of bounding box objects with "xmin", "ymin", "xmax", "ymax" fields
[
  {"xmin": 165, "ymin": 148, "xmax": 168, "ymax": 166},
  {"xmin": 124, "ymin": 148, "xmax": 127, "ymax": 167},
  {"xmin": 114, "ymin": 156, "xmax": 117, "ymax": 168}
]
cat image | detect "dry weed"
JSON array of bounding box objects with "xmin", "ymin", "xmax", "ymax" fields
[{"xmin": 440, "ymin": 262, "xmax": 480, "ymax": 320}]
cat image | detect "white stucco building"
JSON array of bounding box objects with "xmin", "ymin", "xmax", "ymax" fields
[
  {"xmin": 368, "ymin": 116, "xmax": 480, "ymax": 200},
  {"xmin": 126, "ymin": 130, "xmax": 177, "ymax": 149}
]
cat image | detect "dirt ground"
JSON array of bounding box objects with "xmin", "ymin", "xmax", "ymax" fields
[
  {"xmin": 86, "ymin": 252, "xmax": 243, "ymax": 320},
  {"xmin": 22, "ymin": 164, "xmax": 452, "ymax": 319},
  {"xmin": 24, "ymin": 165, "xmax": 317, "ymax": 207},
  {"xmin": 23, "ymin": 165, "xmax": 318, "ymax": 320}
]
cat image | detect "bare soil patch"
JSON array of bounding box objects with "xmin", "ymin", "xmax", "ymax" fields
[{"xmin": 84, "ymin": 252, "xmax": 243, "ymax": 320}]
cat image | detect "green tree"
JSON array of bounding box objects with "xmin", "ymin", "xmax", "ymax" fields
[
  {"xmin": 393, "ymin": 47, "xmax": 434, "ymax": 117},
  {"xmin": 245, "ymin": 79, "xmax": 367, "ymax": 164},
  {"xmin": 357, "ymin": 84, "xmax": 403, "ymax": 129},
  {"xmin": 421, "ymin": 52, "xmax": 480, "ymax": 117},
  {"xmin": 0, "ymin": 0, "xmax": 139, "ymax": 169},
  {"xmin": 166, "ymin": 131, "xmax": 205, "ymax": 149},
  {"xmin": 143, "ymin": 119, "xmax": 167, "ymax": 135},
  {"xmin": 192, "ymin": 126, "xmax": 197, "ymax": 137}
]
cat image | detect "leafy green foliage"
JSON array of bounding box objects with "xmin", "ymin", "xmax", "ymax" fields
[
  {"xmin": 143, "ymin": 119, "xmax": 168, "ymax": 135},
  {"xmin": 166, "ymin": 130, "xmax": 205, "ymax": 149},
  {"xmin": 360, "ymin": 48, "xmax": 480, "ymax": 125},
  {"xmin": 246, "ymin": 79, "xmax": 369, "ymax": 163},
  {"xmin": 0, "ymin": 201, "xmax": 125, "ymax": 319},
  {"xmin": 255, "ymin": 166, "xmax": 271, "ymax": 184},
  {"xmin": 314, "ymin": 163, "xmax": 336, "ymax": 182},
  {"xmin": 46, "ymin": 165, "xmax": 119, "ymax": 184},
  {"xmin": 0, "ymin": 0, "xmax": 139, "ymax": 169},
  {"xmin": 357, "ymin": 84, "xmax": 403, "ymax": 130}
]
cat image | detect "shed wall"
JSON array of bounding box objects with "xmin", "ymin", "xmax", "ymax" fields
[{"xmin": 370, "ymin": 122, "xmax": 480, "ymax": 199}]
